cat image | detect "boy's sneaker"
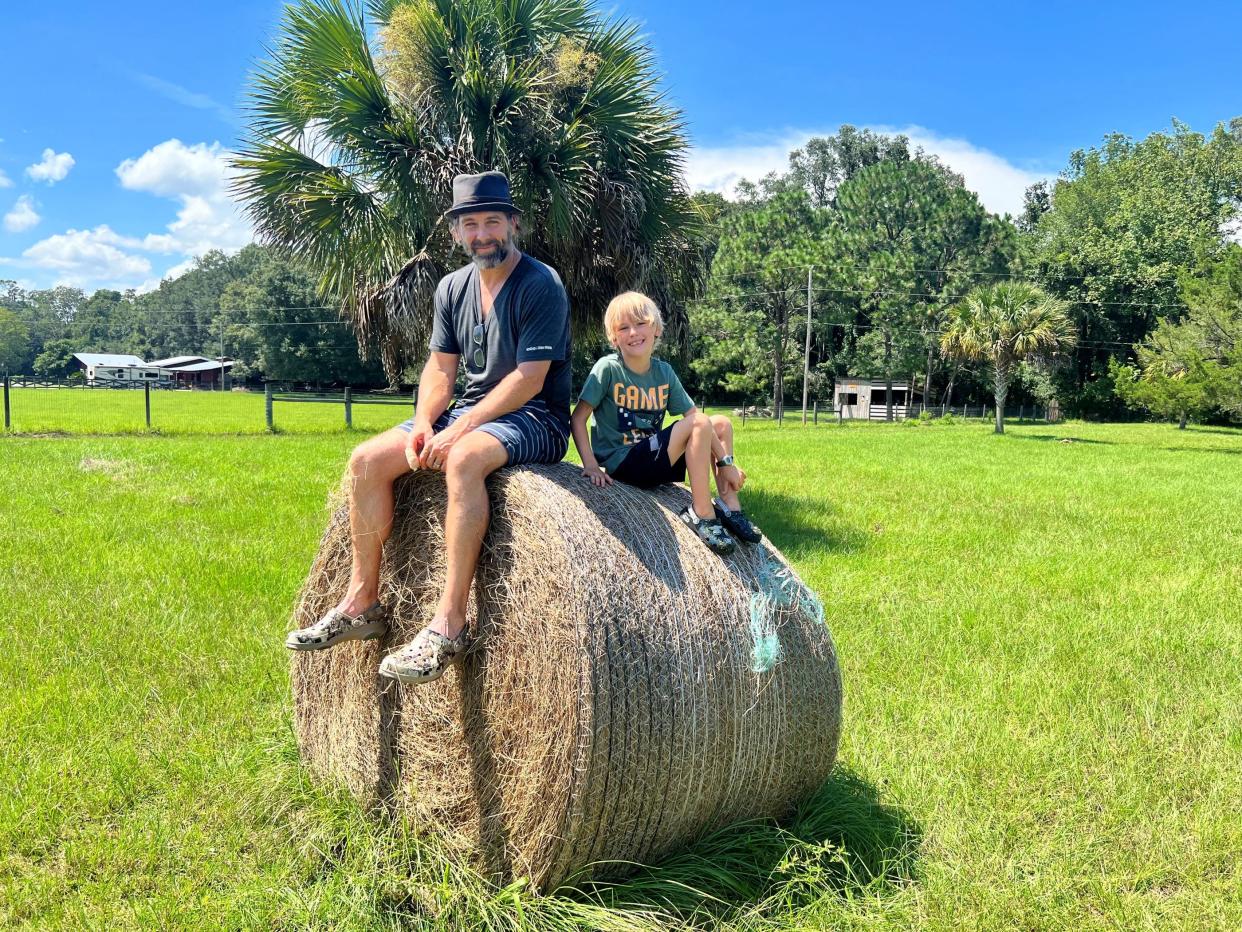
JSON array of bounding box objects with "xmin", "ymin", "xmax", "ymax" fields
[
  {"xmin": 713, "ymin": 498, "xmax": 762, "ymax": 543},
  {"xmin": 679, "ymin": 505, "xmax": 736, "ymax": 555}
]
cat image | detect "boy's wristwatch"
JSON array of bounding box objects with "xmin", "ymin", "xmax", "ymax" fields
[{"xmin": 715, "ymin": 455, "xmax": 735, "ymax": 468}]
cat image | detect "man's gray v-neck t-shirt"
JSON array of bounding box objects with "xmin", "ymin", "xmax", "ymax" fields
[{"xmin": 428, "ymin": 254, "xmax": 572, "ymax": 428}]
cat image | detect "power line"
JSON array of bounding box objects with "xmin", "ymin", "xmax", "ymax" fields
[
  {"xmin": 713, "ymin": 262, "xmax": 1187, "ymax": 288},
  {"xmin": 696, "ymin": 284, "xmax": 1189, "ymax": 312}
]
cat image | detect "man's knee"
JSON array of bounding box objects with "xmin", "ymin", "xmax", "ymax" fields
[
  {"xmin": 348, "ymin": 440, "xmax": 378, "ymax": 479},
  {"xmin": 710, "ymin": 414, "xmax": 733, "ymax": 437},
  {"xmin": 445, "ymin": 437, "xmax": 505, "ymax": 484},
  {"xmin": 349, "ymin": 432, "xmax": 406, "ymax": 484}
]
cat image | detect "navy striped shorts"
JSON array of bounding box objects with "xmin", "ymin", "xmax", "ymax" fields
[{"xmin": 396, "ymin": 400, "xmax": 569, "ymax": 466}]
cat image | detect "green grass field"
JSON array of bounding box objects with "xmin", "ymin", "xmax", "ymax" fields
[{"xmin": 2, "ymin": 409, "xmax": 1240, "ymax": 929}]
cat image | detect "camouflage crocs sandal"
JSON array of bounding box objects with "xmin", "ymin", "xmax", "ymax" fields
[
  {"xmin": 378, "ymin": 625, "xmax": 469, "ymax": 685},
  {"xmin": 285, "ymin": 602, "xmax": 387, "ymax": 651}
]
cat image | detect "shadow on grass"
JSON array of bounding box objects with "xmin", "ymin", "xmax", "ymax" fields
[
  {"xmin": 559, "ymin": 766, "xmax": 920, "ymax": 926},
  {"xmin": 743, "ymin": 487, "xmax": 870, "ymax": 562},
  {"xmin": 1004, "ymin": 433, "xmax": 1114, "ymax": 445},
  {"xmin": 1183, "ymin": 426, "xmax": 1242, "ymax": 437},
  {"xmin": 1160, "ymin": 445, "xmax": 1242, "ymax": 455}
]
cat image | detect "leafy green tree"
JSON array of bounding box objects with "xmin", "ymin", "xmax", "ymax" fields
[
  {"xmin": 692, "ymin": 190, "xmax": 831, "ymax": 412},
  {"xmin": 0, "ymin": 308, "xmax": 31, "ymax": 373},
  {"xmin": 32, "ymin": 338, "xmax": 78, "ymax": 378},
  {"xmin": 232, "ymin": 0, "xmax": 702, "ymax": 378},
  {"xmin": 131, "ymin": 249, "xmax": 267, "ymax": 361},
  {"xmin": 1017, "ymin": 181, "xmax": 1051, "ymax": 234},
  {"xmin": 827, "ymin": 157, "xmax": 1019, "ymax": 418},
  {"xmin": 941, "ymin": 282, "xmax": 1077, "ymax": 433},
  {"xmin": 1030, "ymin": 118, "xmax": 1242, "ymax": 415},
  {"xmin": 1111, "ymin": 351, "xmax": 1223, "ymax": 429},
  {"xmin": 738, "ymin": 126, "xmax": 914, "ymax": 208},
  {"xmin": 1113, "ymin": 243, "xmax": 1242, "ymax": 425},
  {"xmin": 222, "ymin": 251, "xmax": 386, "ymax": 384}
]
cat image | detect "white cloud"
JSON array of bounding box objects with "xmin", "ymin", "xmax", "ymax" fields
[
  {"xmin": 21, "ymin": 225, "xmax": 152, "ymax": 287},
  {"xmin": 15, "ymin": 139, "xmax": 256, "ymax": 292},
  {"xmin": 0, "ymin": 169, "xmax": 11, "ymax": 188},
  {"xmin": 3, "ymin": 195, "xmax": 40, "ymax": 233},
  {"xmin": 26, "ymin": 148, "xmax": 75, "ymax": 184},
  {"xmin": 115, "ymin": 139, "xmax": 251, "ymax": 256},
  {"xmin": 685, "ymin": 125, "xmax": 1052, "ymax": 218}
]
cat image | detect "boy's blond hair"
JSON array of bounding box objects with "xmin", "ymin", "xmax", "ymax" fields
[{"xmin": 604, "ymin": 291, "xmax": 664, "ymax": 347}]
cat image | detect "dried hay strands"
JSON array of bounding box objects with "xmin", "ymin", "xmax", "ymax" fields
[{"xmin": 291, "ymin": 463, "xmax": 843, "ymax": 891}]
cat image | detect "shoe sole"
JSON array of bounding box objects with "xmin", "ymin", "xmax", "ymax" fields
[
  {"xmin": 285, "ymin": 621, "xmax": 387, "ymax": 651},
  {"xmin": 378, "ymin": 654, "xmax": 460, "ymax": 685},
  {"xmin": 680, "ymin": 512, "xmax": 736, "ymax": 555}
]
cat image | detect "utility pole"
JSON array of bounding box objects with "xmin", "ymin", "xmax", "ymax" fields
[
  {"xmin": 802, "ymin": 266, "xmax": 813, "ymax": 424},
  {"xmin": 219, "ymin": 317, "xmax": 226, "ymax": 392}
]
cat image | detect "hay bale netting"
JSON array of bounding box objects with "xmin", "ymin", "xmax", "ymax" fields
[{"xmin": 291, "ymin": 462, "xmax": 843, "ymax": 891}]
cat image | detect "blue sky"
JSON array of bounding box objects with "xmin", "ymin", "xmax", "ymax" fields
[{"xmin": 2, "ymin": 0, "xmax": 1239, "ymax": 293}]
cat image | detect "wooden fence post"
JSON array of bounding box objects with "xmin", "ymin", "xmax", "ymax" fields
[
  {"xmin": 813, "ymin": 401, "xmax": 818, "ymax": 425},
  {"xmin": 3, "ymin": 375, "xmax": 9, "ymax": 430},
  {"xmin": 344, "ymin": 386, "xmax": 353, "ymax": 428},
  {"xmin": 144, "ymin": 381, "xmax": 151, "ymax": 429},
  {"xmin": 265, "ymin": 383, "xmax": 274, "ymax": 431}
]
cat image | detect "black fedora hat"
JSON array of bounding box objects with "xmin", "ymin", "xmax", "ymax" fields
[{"xmin": 444, "ymin": 170, "xmax": 521, "ymax": 218}]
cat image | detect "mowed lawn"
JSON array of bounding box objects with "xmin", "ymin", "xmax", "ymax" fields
[{"xmin": 2, "ymin": 413, "xmax": 1240, "ymax": 929}]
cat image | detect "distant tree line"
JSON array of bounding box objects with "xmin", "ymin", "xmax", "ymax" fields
[
  {"xmin": 687, "ymin": 121, "xmax": 1242, "ymax": 426},
  {"xmin": 0, "ymin": 245, "xmax": 386, "ymax": 386},
  {"xmin": 2, "ymin": 88, "xmax": 1242, "ymax": 429}
]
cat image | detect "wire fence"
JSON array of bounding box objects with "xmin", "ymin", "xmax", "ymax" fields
[
  {"xmin": 1, "ymin": 376, "xmax": 1048, "ymax": 436},
  {"xmin": 0, "ymin": 377, "xmax": 416, "ymax": 435},
  {"xmin": 729, "ymin": 399, "xmax": 1050, "ymax": 425}
]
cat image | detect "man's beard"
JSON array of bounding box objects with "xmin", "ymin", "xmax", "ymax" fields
[{"xmin": 464, "ymin": 235, "xmax": 513, "ymax": 269}]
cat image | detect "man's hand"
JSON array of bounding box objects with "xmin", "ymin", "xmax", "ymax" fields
[
  {"xmin": 405, "ymin": 422, "xmax": 435, "ymax": 470},
  {"xmin": 581, "ymin": 463, "xmax": 613, "ymax": 487},
  {"xmin": 419, "ymin": 418, "xmax": 471, "ymax": 471}
]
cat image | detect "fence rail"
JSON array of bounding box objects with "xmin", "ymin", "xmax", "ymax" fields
[
  {"xmin": 730, "ymin": 400, "xmax": 1050, "ymax": 424},
  {"xmin": 0, "ymin": 376, "xmax": 416, "ymax": 434},
  {"xmin": 264, "ymin": 384, "xmax": 415, "ymax": 430},
  {"xmin": 1, "ymin": 374, "xmax": 1051, "ymax": 435}
]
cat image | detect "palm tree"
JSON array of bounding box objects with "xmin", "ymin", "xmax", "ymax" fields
[
  {"xmin": 231, "ymin": 0, "xmax": 702, "ymax": 377},
  {"xmin": 940, "ymin": 282, "xmax": 1077, "ymax": 433}
]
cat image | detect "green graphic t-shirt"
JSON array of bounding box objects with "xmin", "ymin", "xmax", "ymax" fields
[{"xmin": 578, "ymin": 353, "xmax": 695, "ymax": 472}]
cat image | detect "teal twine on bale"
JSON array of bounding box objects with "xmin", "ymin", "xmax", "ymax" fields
[{"xmin": 747, "ymin": 549, "xmax": 826, "ymax": 674}]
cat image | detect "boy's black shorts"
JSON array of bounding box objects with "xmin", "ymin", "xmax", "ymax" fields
[{"xmin": 611, "ymin": 423, "xmax": 687, "ymax": 488}]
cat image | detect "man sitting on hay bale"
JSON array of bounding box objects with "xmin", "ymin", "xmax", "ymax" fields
[{"xmin": 285, "ymin": 171, "xmax": 572, "ymax": 686}]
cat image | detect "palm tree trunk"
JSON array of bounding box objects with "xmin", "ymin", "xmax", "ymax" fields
[{"xmin": 993, "ymin": 357, "xmax": 1009, "ymax": 434}]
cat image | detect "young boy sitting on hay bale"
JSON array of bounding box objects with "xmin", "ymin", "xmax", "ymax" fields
[{"xmin": 571, "ymin": 291, "xmax": 762, "ymax": 555}]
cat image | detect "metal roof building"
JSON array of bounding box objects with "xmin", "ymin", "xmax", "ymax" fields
[{"xmin": 72, "ymin": 353, "xmax": 146, "ymax": 368}]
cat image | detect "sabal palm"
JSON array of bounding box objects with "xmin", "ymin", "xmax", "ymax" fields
[
  {"xmin": 232, "ymin": 0, "xmax": 701, "ymax": 376},
  {"xmin": 941, "ymin": 282, "xmax": 1076, "ymax": 433}
]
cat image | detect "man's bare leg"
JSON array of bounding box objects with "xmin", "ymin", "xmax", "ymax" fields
[
  {"xmin": 337, "ymin": 428, "xmax": 413, "ymax": 616},
  {"xmin": 427, "ymin": 431, "xmax": 509, "ymax": 639}
]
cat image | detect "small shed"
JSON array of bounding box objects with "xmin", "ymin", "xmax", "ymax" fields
[{"xmin": 834, "ymin": 377, "xmax": 920, "ymax": 420}]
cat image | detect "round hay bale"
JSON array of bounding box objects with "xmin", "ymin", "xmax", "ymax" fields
[{"xmin": 291, "ymin": 463, "xmax": 842, "ymax": 891}]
